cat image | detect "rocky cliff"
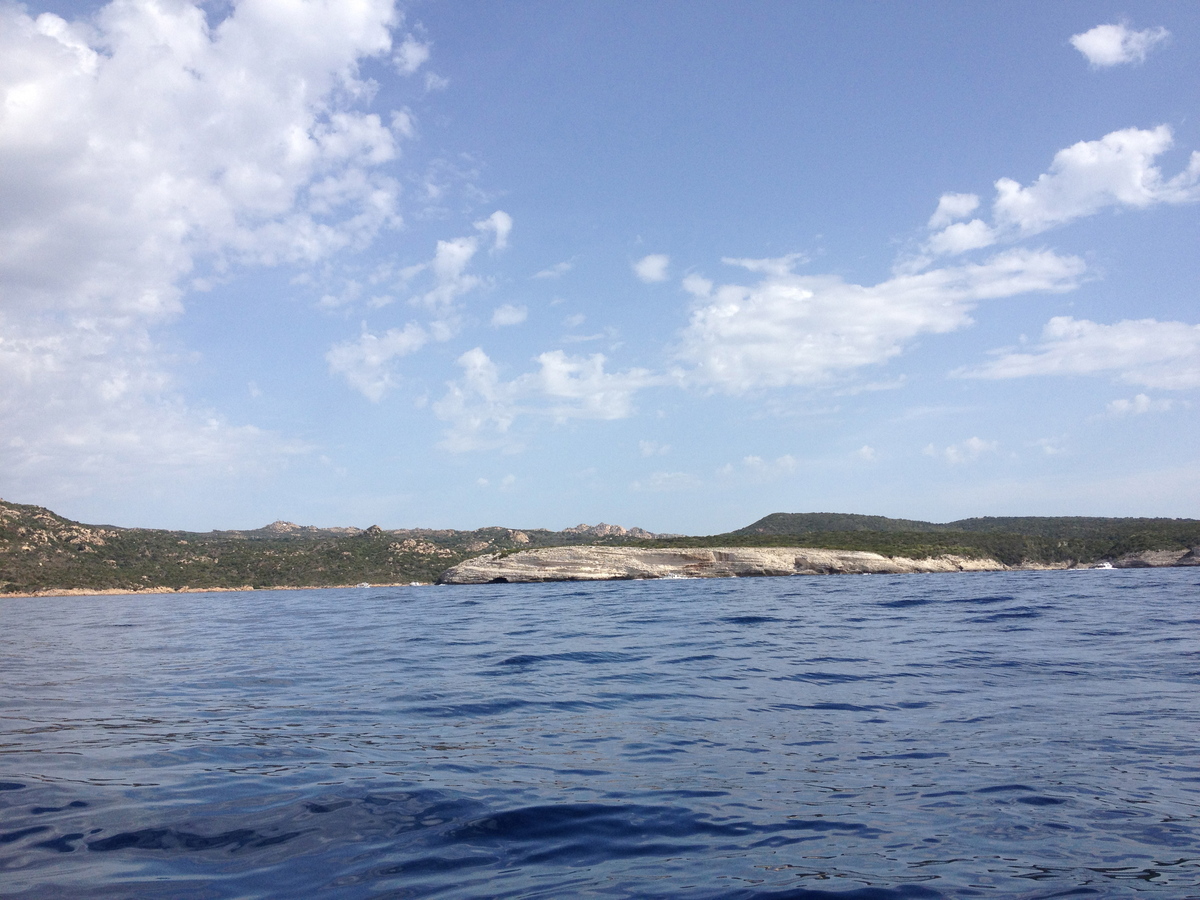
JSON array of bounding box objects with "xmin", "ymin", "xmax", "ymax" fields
[{"xmin": 436, "ymin": 546, "xmax": 1013, "ymax": 584}]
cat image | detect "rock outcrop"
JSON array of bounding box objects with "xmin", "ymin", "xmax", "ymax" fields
[
  {"xmin": 1113, "ymin": 548, "xmax": 1198, "ymax": 567},
  {"xmin": 562, "ymin": 522, "xmax": 662, "ymax": 539},
  {"xmin": 436, "ymin": 546, "xmax": 1010, "ymax": 584}
]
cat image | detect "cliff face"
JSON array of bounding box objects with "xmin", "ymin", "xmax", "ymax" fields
[{"xmin": 436, "ymin": 546, "xmax": 1010, "ymax": 584}]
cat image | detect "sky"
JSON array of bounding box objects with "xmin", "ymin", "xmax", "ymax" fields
[{"xmin": 2, "ymin": 1, "xmax": 1198, "ymax": 534}]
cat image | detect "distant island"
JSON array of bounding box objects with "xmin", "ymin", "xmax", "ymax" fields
[{"xmin": 2, "ymin": 499, "xmax": 1198, "ymax": 596}]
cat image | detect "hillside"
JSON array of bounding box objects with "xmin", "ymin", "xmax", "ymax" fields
[
  {"xmin": 705, "ymin": 511, "xmax": 1200, "ymax": 567},
  {"xmin": 734, "ymin": 511, "xmax": 1200, "ymax": 541},
  {"xmin": 0, "ymin": 500, "xmax": 653, "ymax": 595},
  {"xmin": 3, "ymin": 501, "xmax": 1198, "ymax": 596}
]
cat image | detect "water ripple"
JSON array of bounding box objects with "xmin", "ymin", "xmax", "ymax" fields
[{"xmin": 1, "ymin": 569, "xmax": 1198, "ymax": 897}]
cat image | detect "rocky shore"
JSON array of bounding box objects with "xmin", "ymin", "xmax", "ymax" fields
[
  {"xmin": 436, "ymin": 545, "xmax": 1200, "ymax": 584},
  {"xmin": 437, "ymin": 546, "xmax": 1000, "ymax": 583}
]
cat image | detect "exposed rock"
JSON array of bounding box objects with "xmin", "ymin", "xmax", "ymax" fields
[
  {"xmin": 562, "ymin": 522, "xmax": 665, "ymax": 539},
  {"xmin": 1113, "ymin": 549, "xmax": 1192, "ymax": 568},
  {"xmin": 256, "ymin": 521, "xmax": 362, "ymax": 537},
  {"xmin": 263, "ymin": 520, "xmax": 305, "ymax": 534},
  {"xmin": 436, "ymin": 546, "xmax": 1009, "ymax": 584},
  {"xmin": 1177, "ymin": 547, "xmax": 1200, "ymax": 567}
]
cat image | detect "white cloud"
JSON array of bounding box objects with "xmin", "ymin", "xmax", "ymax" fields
[
  {"xmin": 682, "ymin": 274, "xmax": 714, "ymax": 297},
  {"xmin": 926, "ymin": 126, "xmax": 1200, "ymax": 257},
  {"xmin": 925, "ymin": 437, "xmax": 998, "ymax": 465},
  {"xmin": 0, "ymin": 0, "xmax": 402, "ymax": 498},
  {"xmin": 0, "ymin": 321, "xmax": 311, "ymax": 503},
  {"xmin": 1106, "ymin": 394, "xmax": 1175, "ymax": 416},
  {"xmin": 993, "ymin": 126, "xmax": 1199, "ymax": 234},
  {"xmin": 633, "ymin": 254, "xmax": 670, "ymax": 283},
  {"xmin": 1032, "ymin": 437, "xmax": 1067, "ymax": 456},
  {"xmin": 639, "ymin": 440, "xmax": 670, "ymax": 457},
  {"xmin": 1070, "ymin": 23, "xmax": 1169, "ymax": 68},
  {"xmin": 723, "ymin": 253, "xmax": 808, "ymax": 276},
  {"xmin": 475, "ymin": 210, "xmax": 513, "ymax": 251},
  {"xmin": 925, "ymin": 219, "xmax": 997, "ymax": 256},
  {"xmin": 928, "ymin": 192, "xmax": 981, "ymax": 229},
  {"xmin": 326, "ymin": 323, "xmax": 428, "ymax": 401},
  {"xmin": 533, "ymin": 260, "xmax": 573, "ymax": 280},
  {"xmin": 856, "ymin": 445, "xmax": 876, "ymax": 461},
  {"xmin": 964, "ymin": 317, "xmax": 1200, "ymax": 390},
  {"xmin": 434, "ymin": 347, "xmax": 659, "ymax": 451},
  {"xmin": 491, "ymin": 304, "xmax": 528, "ymax": 327},
  {"xmin": 394, "ymin": 34, "xmax": 430, "ymax": 74},
  {"xmin": 678, "ymin": 249, "xmax": 1085, "ymax": 392},
  {"xmin": 379, "ymin": 212, "xmax": 509, "ymax": 329}
]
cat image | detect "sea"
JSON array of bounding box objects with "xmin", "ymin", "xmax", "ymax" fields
[{"xmin": 1, "ymin": 568, "xmax": 1198, "ymax": 899}]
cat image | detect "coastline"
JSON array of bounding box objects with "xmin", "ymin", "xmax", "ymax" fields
[
  {"xmin": 438, "ymin": 545, "xmax": 1060, "ymax": 584},
  {"xmin": 6, "ymin": 545, "xmax": 1195, "ymax": 598},
  {"xmin": 1, "ymin": 582, "xmax": 430, "ymax": 600},
  {"xmin": 437, "ymin": 544, "xmax": 1198, "ymax": 584}
]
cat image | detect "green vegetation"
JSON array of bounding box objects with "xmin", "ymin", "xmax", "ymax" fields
[
  {"xmin": 0, "ymin": 500, "xmax": 597, "ymax": 595},
  {"xmin": 3, "ymin": 501, "xmax": 1197, "ymax": 595},
  {"xmin": 635, "ymin": 512, "xmax": 1200, "ymax": 568}
]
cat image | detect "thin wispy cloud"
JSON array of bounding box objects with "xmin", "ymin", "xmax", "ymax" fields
[{"xmin": 963, "ymin": 317, "xmax": 1200, "ymax": 390}]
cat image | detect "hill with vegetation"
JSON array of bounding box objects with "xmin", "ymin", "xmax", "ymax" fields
[
  {"xmin": 0, "ymin": 500, "xmax": 637, "ymax": 595},
  {"xmin": 3, "ymin": 501, "xmax": 1198, "ymax": 595},
  {"xmin": 673, "ymin": 511, "xmax": 1200, "ymax": 568}
]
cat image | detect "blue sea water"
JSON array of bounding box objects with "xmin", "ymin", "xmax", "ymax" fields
[{"xmin": 1, "ymin": 569, "xmax": 1198, "ymax": 898}]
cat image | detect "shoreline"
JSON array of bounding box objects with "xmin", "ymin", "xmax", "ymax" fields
[
  {"xmin": 1, "ymin": 582, "xmax": 431, "ymax": 600},
  {"xmin": 438, "ymin": 545, "xmax": 1077, "ymax": 584},
  {"xmin": 6, "ymin": 543, "xmax": 1195, "ymax": 597}
]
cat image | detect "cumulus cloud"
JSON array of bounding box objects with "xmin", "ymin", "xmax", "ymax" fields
[
  {"xmin": 925, "ymin": 126, "xmax": 1200, "ymax": 257},
  {"xmin": 325, "ymin": 323, "xmax": 428, "ymax": 402},
  {"xmin": 928, "ymin": 192, "xmax": 981, "ymax": 229},
  {"xmin": 433, "ymin": 347, "xmax": 659, "ymax": 451},
  {"xmin": 0, "ymin": 0, "xmax": 403, "ymax": 497},
  {"xmin": 993, "ymin": 127, "xmax": 1200, "ymax": 234},
  {"xmin": 393, "ymin": 34, "xmax": 430, "ymax": 74},
  {"xmin": 963, "ymin": 316, "xmax": 1200, "ymax": 389},
  {"xmin": 491, "ymin": 304, "xmax": 527, "ymax": 327},
  {"xmin": 925, "ymin": 219, "xmax": 997, "ymax": 256},
  {"xmin": 633, "ymin": 254, "xmax": 670, "ymax": 283},
  {"xmin": 639, "ymin": 440, "xmax": 670, "ymax": 457},
  {"xmin": 475, "ymin": 210, "xmax": 513, "ymax": 251},
  {"xmin": 325, "ymin": 206, "xmax": 515, "ymax": 400},
  {"xmin": 677, "ymin": 249, "xmax": 1085, "ymax": 392},
  {"xmin": 326, "ymin": 210, "xmax": 513, "ymax": 398},
  {"xmin": 1070, "ymin": 23, "xmax": 1169, "ymax": 68},
  {"xmin": 390, "ymin": 210, "xmax": 507, "ymax": 313}
]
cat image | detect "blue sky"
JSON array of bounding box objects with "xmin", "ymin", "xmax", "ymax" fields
[{"xmin": 2, "ymin": 1, "xmax": 1198, "ymax": 533}]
